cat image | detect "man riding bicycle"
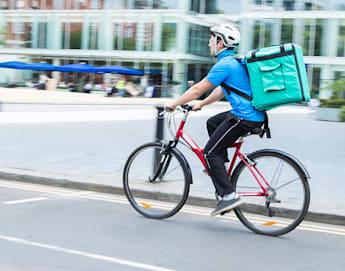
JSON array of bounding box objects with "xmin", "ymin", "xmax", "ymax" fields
[{"xmin": 165, "ymin": 24, "xmax": 265, "ymax": 216}]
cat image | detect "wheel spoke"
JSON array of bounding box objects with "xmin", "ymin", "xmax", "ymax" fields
[
  {"xmin": 271, "ymin": 160, "xmax": 285, "ymax": 188},
  {"xmin": 163, "ymin": 165, "xmax": 181, "ymax": 178},
  {"xmin": 275, "ymin": 177, "xmax": 301, "ymax": 191}
]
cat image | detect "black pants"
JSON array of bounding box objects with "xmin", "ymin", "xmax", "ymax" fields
[{"xmin": 203, "ymin": 111, "xmax": 263, "ymax": 196}]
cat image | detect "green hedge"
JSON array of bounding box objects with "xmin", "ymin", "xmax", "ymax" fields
[
  {"xmin": 319, "ymin": 99, "xmax": 345, "ymax": 108},
  {"xmin": 339, "ymin": 106, "xmax": 345, "ymax": 122}
]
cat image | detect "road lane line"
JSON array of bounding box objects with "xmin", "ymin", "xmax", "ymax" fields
[
  {"xmin": 0, "ymin": 235, "xmax": 175, "ymax": 271},
  {"xmin": 3, "ymin": 197, "xmax": 48, "ymax": 205},
  {"xmin": 1, "ymin": 180, "xmax": 345, "ymax": 236},
  {"xmin": 0, "ymin": 181, "xmax": 94, "ymax": 198}
]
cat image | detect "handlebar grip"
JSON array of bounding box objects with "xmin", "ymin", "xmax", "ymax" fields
[{"xmin": 181, "ymin": 104, "xmax": 194, "ymax": 111}]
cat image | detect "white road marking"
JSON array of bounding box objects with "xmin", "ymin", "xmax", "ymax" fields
[
  {"xmin": 1, "ymin": 180, "xmax": 345, "ymax": 236},
  {"xmin": 3, "ymin": 197, "xmax": 48, "ymax": 205},
  {"xmin": 0, "ymin": 235, "xmax": 175, "ymax": 271}
]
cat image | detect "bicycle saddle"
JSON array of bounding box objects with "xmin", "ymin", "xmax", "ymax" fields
[{"xmin": 251, "ymin": 128, "xmax": 263, "ymax": 135}]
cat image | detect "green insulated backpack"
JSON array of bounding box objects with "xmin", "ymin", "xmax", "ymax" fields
[
  {"xmin": 220, "ymin": 43, "xmax": 310, "ymax": 138},
  {"xmin": 245, "ymin": 43, "xmax": 310, "ymax": 111}
]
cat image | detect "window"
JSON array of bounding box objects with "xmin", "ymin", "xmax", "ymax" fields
[
  {"xmin": 13, "ymin": 22, "xmax": 24, "ymax": 34},
  {"xmin": 303, "ymin": 19, "xmax": 323, "ymax": 56},
  {"xmin": 190, "ymin": 0, "xmax": 200, "ymax": 12},
  {"xmin": 337, "ymin": 25, "xmax": 345, "ymax": 57},
  {"xmin": 283, "ymin": 0, "xmax": 295, "ymax": 11},
  {"xmin": 1, "ymin": 1, "xmax": 8, "ymax": 9},
  {"xmin": 91, "ymin": 0, "xmax": 99, "ymax": 9},
  {"xmin": 280, "ymin": 19, "xmax": 294, "ymax": 44},
  {"xmin": 62, "ymin": 23, "xmax": 82, "ymax": 49},
  {"xmin": 205, "ymin": 0, "xmax": 241, "ymax": 14},
  {"xmin": 113, "ymin": 23, "xmax": 121, "ymax": 50},
  {"xmin": 143, "ymin": 23, "xmax": 154, "ymax": 51},
  {"xmin": 160, "ymin": 0, "xmax": 179, "ymax": 9},
  {"xmin": 161, "ymin": 23, "xmax": 177, "ymax": 52},
  {"xmin": 88, "ymin": 23, "xmax": 99, "ymax": 49},
  {"xmin": 37, "ymin": 22, "xmax": 47, "ymax": 48},
  {"xmin": 187, "ymin": 24, "xmax": 209, "ymax": 57},
  {"xmin": 123, "ymin": 23, "xmax": 137, "ymax": 50},
  {"xmin": 16, "ymin": 1, "xmax": 24, "ymax": 8},
  {"xmin": 32, "ymin": 0, "xmax": 39, "ymax": 8},
  {"xmin": 253, "ymin": 20, "xmax": 272, "ymax": 49}
]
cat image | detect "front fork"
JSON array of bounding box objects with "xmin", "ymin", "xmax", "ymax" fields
[{"xmin": 149, "ymin": 140, "xmax": 177, "ymax": 183}]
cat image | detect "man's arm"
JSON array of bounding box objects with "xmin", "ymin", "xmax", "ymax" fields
[
  {"xmin": 193, "ymin": 86, "xmax": 224, "ymax": 110},
  {"xmin": 166, "ymin": 78, "xmax": 214, "ymax": 110}
]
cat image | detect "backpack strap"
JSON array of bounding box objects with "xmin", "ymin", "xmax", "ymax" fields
[
  {"xmin": 220, "ymin": 82, "xmax": 253, "ymax": 101},
  {"xmin": 220, "ymin": 82, "xmax": 271, "ymax": 139},
  {"xmin": 259, "ymin": 112, "xmax": 271, "ymax": 139}
]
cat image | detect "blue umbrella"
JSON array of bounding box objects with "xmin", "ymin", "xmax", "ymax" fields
[
  {"xmin": 24, "ymin": 62, "xmax": 58, "ymax": 71},
  {"xmin": 0, "ymin": 61, "xmax": 28, "ymax": 69},
  {"xmin": 93, "ymin": 65, "xmax": 143, "ymax": 76},
  {"xmin": 56, "ymin": 63, "xmax": 95, "ymax": 73}
]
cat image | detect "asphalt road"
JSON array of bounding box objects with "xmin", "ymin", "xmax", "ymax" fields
[{"xmin": 0, "ymin": 180, "xmax": 344, "ymax": 271}]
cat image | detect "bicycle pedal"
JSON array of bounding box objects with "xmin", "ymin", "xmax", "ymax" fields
[{"xmin": 220, "ymin": 210, "xmax": 232, "ymax": 216}]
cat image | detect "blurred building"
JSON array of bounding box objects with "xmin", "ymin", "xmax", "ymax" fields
[{"xmin": 0, "ymin": 0, "xmax": 344, "ymax": 98}]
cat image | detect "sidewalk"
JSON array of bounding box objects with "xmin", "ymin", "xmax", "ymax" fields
[
  {"xmin": 0, "ymin": 87, "xmax": 177, "ymax": 105},
  {"xmin": 0, "ymin": 87, "xmax": 344, "ymax": 226}
]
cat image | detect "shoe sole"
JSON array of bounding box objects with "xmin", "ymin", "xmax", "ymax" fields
[{"xmin": 210, "ymin": 199, "xmax": 243, "ymax": 216}]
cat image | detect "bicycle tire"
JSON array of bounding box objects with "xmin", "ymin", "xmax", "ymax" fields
[
  {"xmin": 123, "ymin": 142, "xmax": 191, "ymax": 219},
  {"xmin": 232, "ymin": 149, "xmax": 310, "ymax": 236}
]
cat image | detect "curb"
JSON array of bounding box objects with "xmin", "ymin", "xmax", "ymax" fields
[{"xmin": 0, "ymin": 170, "xmax": 344, "ymax": 227}]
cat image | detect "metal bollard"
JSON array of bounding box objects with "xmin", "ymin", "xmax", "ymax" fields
[
  {"xmin": 155, "ymin": 104, "xmax": 165, "ymax": 142},
  {"xmin": 154, "ymin": 105, "xmax": 165, "ymax": 171}
]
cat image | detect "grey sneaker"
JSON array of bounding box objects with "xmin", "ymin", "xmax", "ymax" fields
[{"xmin": 210, "ymin": 193, "xmax": 242, "ymax": 216}]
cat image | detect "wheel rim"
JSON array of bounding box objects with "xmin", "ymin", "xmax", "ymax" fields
[
  {"xmin": 124, "ymin": 144, "xmax": 189, "ymax": 218},
  {"xmin": 234, "ymin": 153, "xmax": 309, "ymax": 235}
]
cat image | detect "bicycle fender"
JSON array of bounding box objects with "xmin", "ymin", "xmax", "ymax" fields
[
  {"xmin": 173, "ymin": 147, "xmax": 193, "ymax": 184},
  {"xmin": 247, "ymin": 149, "xmax": 311, "ymax": 180}
]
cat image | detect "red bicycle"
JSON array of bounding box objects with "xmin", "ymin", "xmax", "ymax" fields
[{"xmin": 123, "ymin": 104, "xmax": 310, "ymax": 236}]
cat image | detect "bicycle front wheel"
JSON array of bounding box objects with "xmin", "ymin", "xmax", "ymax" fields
[
  {"xmin": 123, "ymin": 142, "xmax": 191, "ymax": 219},
  {"xmin": 232, "ymin": 150, "xmax": 310, "ymax": 236}
]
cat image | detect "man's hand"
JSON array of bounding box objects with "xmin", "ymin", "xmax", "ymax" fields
[
  {"xmin": 192, "ymin": 103, "xmax": 203, "ymax": 111},
  {"xmin": 164, "ymin": 104, "xmax": 176, "ymax": 112}
]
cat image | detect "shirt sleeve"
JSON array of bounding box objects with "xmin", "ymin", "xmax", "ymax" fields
[{"xmin": 206, "ymin": 62, "xmax": 229, "ymax": 87}]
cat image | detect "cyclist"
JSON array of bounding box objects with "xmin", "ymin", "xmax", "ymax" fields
[{"xmin": 165, "ymin": 24, "xmax": 265, "ymax": 216}]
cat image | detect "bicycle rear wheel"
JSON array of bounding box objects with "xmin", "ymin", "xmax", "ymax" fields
[
  {"xmin": 232, "ymin": 150, "xmax": 310, "ymax": 236},
  {"xmin": 123, "ymin": 142, "xmax": 191, "ymax": 219}
]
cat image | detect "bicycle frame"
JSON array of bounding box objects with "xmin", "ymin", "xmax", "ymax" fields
[{"xmin": 172, "ymin": 109, "xmax": 270, "ymax": 197}]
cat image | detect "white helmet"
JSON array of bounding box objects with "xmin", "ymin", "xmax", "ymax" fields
[{"xmin": 210, "ymin": 24, "xmax": 241, "ymax": 48}]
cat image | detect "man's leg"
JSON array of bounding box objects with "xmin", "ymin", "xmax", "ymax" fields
[
  {"xmin": 206, "ymin": 111, "xmax": 229, "ymax": 137},
  {"xmin": 206, "ymin": 111, "xmax": 230, "ymax": 162},
  {"xmin": 204, "ymin": 115, "xmax": 262, "ymax": 216}
]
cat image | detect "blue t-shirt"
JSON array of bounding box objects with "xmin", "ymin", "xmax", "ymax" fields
[{"xmin": 206, "ymin": 50, "xmax": 265, "ymax": 122}]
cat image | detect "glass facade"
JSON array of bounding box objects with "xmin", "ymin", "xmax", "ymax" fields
[
  {"xmin": 187, "ymin": 24, "xmax": 209, "ymax": 57},
  {"xmin": 0, "ymin": 0, "xmax": 344, "ymax": 98}
]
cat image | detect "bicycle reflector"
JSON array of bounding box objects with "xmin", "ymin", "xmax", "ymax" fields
[
  {"xmin": 263, "ymin": 221, "xmax": 277, "ymax": 226},
  {"xmin": 141, "ymin": 202, "xmax": 152, "ymax": 208}
]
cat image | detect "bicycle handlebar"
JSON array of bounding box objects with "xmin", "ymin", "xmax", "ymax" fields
[{"xmin": 164, "ymin": 104, "xmax": 194, "ymax": 113}]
